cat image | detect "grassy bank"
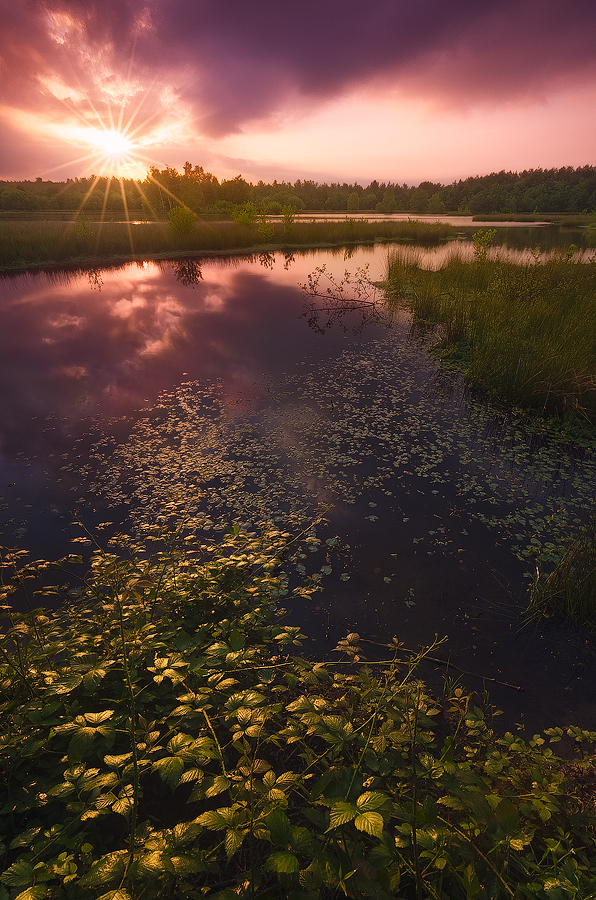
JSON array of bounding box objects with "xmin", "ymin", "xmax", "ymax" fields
[
  {"xmin": 386, "ymin": 244, "xmax": 596, "ymax": 424},
  {"xmin": 1, "ymin": 510, "xmax": 596, "ymax": 899},
  {"xmin": 0, "ymin": 217, "xmax": 453, "ymax": 272}
]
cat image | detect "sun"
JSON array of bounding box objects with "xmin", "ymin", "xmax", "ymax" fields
[{"xmin": 91, "ymin": 129, "xmax": 133, "ymax": 158}]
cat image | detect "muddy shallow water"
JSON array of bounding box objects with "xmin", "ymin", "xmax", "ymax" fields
[{"xmin": 1, "ymin": 241, "xmax": 595, "ymax": 734}]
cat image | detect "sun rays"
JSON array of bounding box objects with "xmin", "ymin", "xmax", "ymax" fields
[{"xmin": 19, "ymin": 81, "xmax": 197, "ymax": 255}]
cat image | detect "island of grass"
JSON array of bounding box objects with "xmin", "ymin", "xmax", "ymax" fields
[{"xmin": 0, "ymin": 214, "xmax": 454, "ymax": 273}]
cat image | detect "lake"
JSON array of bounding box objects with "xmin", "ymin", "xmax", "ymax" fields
[{"xmin": 1, "ymin": 233, "xmax": 595, "ymax": 733}]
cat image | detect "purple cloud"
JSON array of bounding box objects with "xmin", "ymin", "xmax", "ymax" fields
[{"xmin": 1, "ymin": 0, "xmax": 596, "ymax": 176}]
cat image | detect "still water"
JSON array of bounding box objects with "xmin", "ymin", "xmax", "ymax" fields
[{"xmin": 1, "ymin": 237, "xmax": 595, "ymax": 732}]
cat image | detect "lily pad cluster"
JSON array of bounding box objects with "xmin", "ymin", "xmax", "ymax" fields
[{"xmin": 89, "ymin": 329, "xmax": 596, "ymax": 582}]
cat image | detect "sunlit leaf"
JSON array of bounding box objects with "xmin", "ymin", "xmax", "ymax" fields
[
  {"xmin": 354, "ymin": 811, "xmax": 384, "ymax": 837},
  {"xmin": 264, "ymin": 850, "xmax": 300, "ymax": 874}
]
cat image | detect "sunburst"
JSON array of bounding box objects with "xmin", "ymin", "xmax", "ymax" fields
[
  {"xmin": 30, "ymin": 96, "xmax": 196, "ymax": 255},
  {"xmin": 13, "ymin": 52, "xmax": 198, "ymax": 254}
]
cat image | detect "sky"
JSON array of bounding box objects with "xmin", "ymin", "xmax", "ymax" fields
[{"xmin": 1, "ymin": 0, "xmax": 596, "ymax": 186}]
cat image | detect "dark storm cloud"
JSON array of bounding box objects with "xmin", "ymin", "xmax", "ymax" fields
[{"xmin": 2, "ymin": 0, "xmax": 596, "ymax": 148}]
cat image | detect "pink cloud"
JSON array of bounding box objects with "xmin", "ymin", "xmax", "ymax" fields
[{"xmin": 1, "ymin": 0, "xmax": 596, "ymax": 180}]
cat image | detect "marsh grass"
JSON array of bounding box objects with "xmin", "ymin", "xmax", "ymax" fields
[
  {"xmin": 529, "ymin": 512, "xmax": 596, "ymax": 628},
  {"xmin": 387, "ymin": 248, "xmax": 596, "ymax": 421},
  {"xmin": 0, "ymin": 218, "xmax": 454, "ymax": 270}
]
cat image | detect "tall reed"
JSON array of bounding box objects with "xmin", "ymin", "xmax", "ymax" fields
[
  {"xmin": 528, "ymin": 512, "xmax": 596, "ymax": 628},
  {"xmin": 386, "ymin": 249, "xmax": 596, "ymax": 421}
]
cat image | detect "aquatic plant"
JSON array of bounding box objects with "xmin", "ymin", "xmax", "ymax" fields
[
  {"xmin": 472, "ymin": 228, "xmax": 497, "ymax": 262},
  {"xmin": 529, "ymin": 511, "xmax": 596, "ymax": 628},
  {"xmin": 1, "ymin": 512, "xmax": 596, "ymax": 899}
]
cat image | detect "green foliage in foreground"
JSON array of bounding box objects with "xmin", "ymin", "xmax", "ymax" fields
[
  {"xmin": 0, "ymin": 219, "xmax": 453, "ymax": 271},
  {"xmin": 1, "ymin": 515, "xmax": 596, "ymax": 900},
  {"xmin": 386, "ymin": 242, "xmax": 596, "ymax": 422}
]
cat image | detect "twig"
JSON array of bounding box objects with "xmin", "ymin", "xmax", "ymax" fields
[{"xmin": 360, "ymin": 638, "xmax": 524, "ymax": 692}]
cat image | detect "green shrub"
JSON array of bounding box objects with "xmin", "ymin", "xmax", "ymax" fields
[
  {"xmin": 1, "ymin": 511, "xmax": 595, "ymax": 899},
  {"xmin": 168, "ymin": 205, "xmax": 196, "ymax": 237},
  {"xmin": 231, "ymin": 201, "xmax": 258, "ymax": 227},
  {"xmin": 257, "ymin": 214, "xmax": 275, "ymax": 242},
  {"xmin": 281, "ymin": 204, "xmax": 296, "ymax": 236}
]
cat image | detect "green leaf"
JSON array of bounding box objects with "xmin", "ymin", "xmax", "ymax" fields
[
  {"xmin": 267, "ymin": 809, "xmax": 293, "ymax": 847},
  {"xmin": 167, "ymin": 733, "xmax": 194, "ymax": 754},
  {"xmin": 205, "ymin": 775, "xmax": 231, "ymax": 798},
  {"xmin": 80, "ymin": 851, "xmax": 127, "ymax": 886},
  {"xmin": 494, "ymin": 798, "xmax": 519, "ymax": 835},
  {"xmin": 328, "ymin": 801, "xmax": 358, "ymax": 829},
  {"xmin": 354, "ymin": 811, "xmax": 384, "ymax": 837},
  {"xmin": 215, "ymin": 678, "xmax": 239, "ymax": 691},
  {"xmin": 8, "ymin": 827, "xmax": 41, "ymax": 849},
  {"xmin": 83, "ymin": 667, "xmax": 108, "ymax": 690},
  {"xmin": 197, "ymin": 809, "xmax": 228, "ymax": 830},
  {"xmin": 356, "ymin": 791, "xmax": 387, "ymax": 811},
  {"xmin": 14, "ymin": 888, "xmax": 47, "ymax": 900},
  {"xmin": 152, "ymin": 756, "xmax": 185, "ymax": 788},
  {"xmin": 172, "ymin": 822, "xmax": 202, "ymax": 845},
  {"xmin": 170, "ymin": 854, "xmax": 206, "ymax": 875},
  {"xmin": 137, "ymin": 851, "xmax": 175, "ymax": 875},
  {"xmin": 46, "ymin": 673, "xmax": 83, "ymax": 695},
  {"xmin": 1, "ymin": 860, "xmax": 35, "ymax": 888},
  {"xmin": 96, "ymin": 892, "xmax": 133, "ymax": 900},
  {"xmin": 84, "ymin": 710, "xmax": 114, "ymax": 725},
  {"xmin": 290, "ymin": 826, "xmax": 314, "ymax": 853},
  {"xmin": 225, "ymin": 828, "xmax": 245, "ymax": 858},
  {"xmin": 103, "ymin": 753, "xmax": 133, "ymax": 768},
  {"xmin": 229, "ymin": 629, "xmax": 245, "ymax": 651},
  {"xmin": 265, "ymin": 850, "xmax": 300, "ymax": 874},
  {"xmin": 68, "ymin": 727, "xmax": 96, "ymax": 761},
  {"xmin": 299, "ymin": 861, "xmax": 324, "ymax": 891}
]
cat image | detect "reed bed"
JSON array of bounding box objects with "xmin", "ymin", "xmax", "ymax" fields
[
  {"xmin": 386, "ymin": 248, "xmax": 596, "ymax": 422},
  {"xmin": 0, "ymin": 217, "xmax": 453, "ymax": 270},
  {"xmin": 528, "ymin": 512, "xmax": 596, "ymax": 628}
]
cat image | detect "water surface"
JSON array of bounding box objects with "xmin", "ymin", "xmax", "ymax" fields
[{"xmin": 1, "ymin": 241, "xmax": 595, "ymax": 732}]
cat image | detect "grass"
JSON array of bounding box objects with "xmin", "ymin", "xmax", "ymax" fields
[
  {"xmin": 471, "ymin": 213, "xmax": 552, "ymax": 223},
  {"xmin": 528, "ymin": 512, "xmax": 596, "ymax": 629},
  {"xmin": 386, "ymin": 245, "xmax": 596, "ymax": 423},
  {"xmin": 0, "ymin": 217, "xmax": 454, "ymax": 271},
  {"xmin": 470, "ymin": 214, "xmax": 593, "ymax": 226}
]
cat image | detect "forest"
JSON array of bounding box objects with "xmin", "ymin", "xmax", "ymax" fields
[{"xmin": 2, "ymin": 164, "xmax": 596, "ymax": 216}]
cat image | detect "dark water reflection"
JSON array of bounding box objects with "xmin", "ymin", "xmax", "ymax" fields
[{"xmin": 1, "ymin": 244, "xmax": 595, "ymax": 734}]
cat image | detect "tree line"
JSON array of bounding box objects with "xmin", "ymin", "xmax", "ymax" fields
[{"xmin": 2, "ymin": 163, "xmax": 596, "ymax": 215}]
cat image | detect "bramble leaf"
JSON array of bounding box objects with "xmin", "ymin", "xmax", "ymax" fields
[
  {"xmin": 354, "ymin": 811, "xmax": 384, "ymax": 837},
  {"xmin": 265, "ymin": 850, "xmax": 300, "ymax": 874},
  {"xmin": 328, "ymin": 801, "xmax": 358, "ymax": 829}
]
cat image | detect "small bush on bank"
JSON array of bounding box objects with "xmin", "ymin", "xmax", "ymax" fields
[{"xmin": 168, "ymin": 206, "xmax": 196, "ymax": 238}]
